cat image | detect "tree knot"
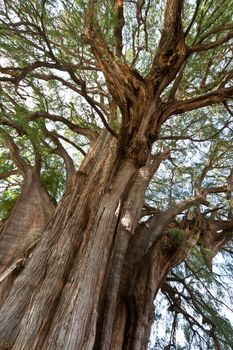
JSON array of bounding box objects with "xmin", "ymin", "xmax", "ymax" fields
[{"xmin": 126, "ymin": 139, "xmax": 150, "ymax": 167}]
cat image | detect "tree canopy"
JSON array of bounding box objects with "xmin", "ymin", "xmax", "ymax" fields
[{"xmin": 0, "ymin": 0, "xmax": 233, "ymax": 349}]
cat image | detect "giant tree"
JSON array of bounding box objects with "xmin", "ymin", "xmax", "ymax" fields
[{"xmin": 0, "ymin": 0, "xmax": 233, "ymax": 349}]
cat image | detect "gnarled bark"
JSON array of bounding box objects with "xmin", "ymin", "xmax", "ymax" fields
[
  {"xmin": 0, "ymin": 168, "xmax": 55, "ymax": 307},
  {"xmin": 0, "ymin": 127, "xmax": 207, "ymax": 350},
  {"xmin": 0, "ymin": 129, "xmax": 169, "ymax": 349}
]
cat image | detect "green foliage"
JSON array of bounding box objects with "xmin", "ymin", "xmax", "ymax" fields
[
  {"xmin": 168, "ymin": 228, "xmax": 185, "ymax": 246},
  {"xmin": 0, "ymin": 149, "xmax": 14, "ymax": 174},
  {"xmin": 40, "ymin": 154, "xmax": 65, "ymax": 201},
  {"xmin": 151, "ymin": 249, "xmax": 233, "ymax": 350},
  {"xmin": 0, "ymin": 188, "xmax": 20, "ymax": 219}
]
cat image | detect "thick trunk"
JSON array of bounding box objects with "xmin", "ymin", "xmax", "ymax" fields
[
  {"xmin": 0, "ymin": 132, "xmax": 192, "ymax": 350},
  {"xmin": 0, "ymin": 132, "xmax": 131, "ymax": 349},
  {"xmin": 106, "ymin": 226, "xmax": 200, "ymax": 350},
  {"xmin": 0, "ymin": 169, "xmax": 55, "ymax": 306}
]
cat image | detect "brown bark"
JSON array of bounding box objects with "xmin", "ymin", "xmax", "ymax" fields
[
  {"xmin": 95, "ymin": 151, "xmax": 170, "ymax": 350},
  {"xmin": 199, "ymin": 219, "xmax": 233, "ymax": 271},
  {"xmin": 0, "ymin": 79, "xmax": 231, "ymax": 350},
  {"xmin": 0, "ymin": 126, "xmax": 231, "ymax": 349},
  {"xmin": 0, "ymin": 129, "xmax": 171, "ymax": 349},
  {"xmin": 92, "ymin": 220, "xmax": 200, "ymax": 350},
  {"xmin": 0, "ymin": 127, "xmax": 207, "ymax": 350},
  {"xmin": 0, "ymin": 131, "xmax": 121, "ymax": 349},
  {"xmin": 0, "ymin": 168, "xmax": 55, "ymax": 307}
]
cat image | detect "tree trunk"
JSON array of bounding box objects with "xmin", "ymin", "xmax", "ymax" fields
[
  {"xmin": 0, "ymin": 132, "xmax": 197, "ymax": 349},
  {"xmin": 0, "ymin": 168, "xmax": 55, "ymax": 307}
]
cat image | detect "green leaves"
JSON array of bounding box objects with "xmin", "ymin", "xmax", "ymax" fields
[
  {"xmin": 41, "ymin": 154, "xmax": 65, "ymax": 201},
  {"xmin": 168, "ymin": 228, "xmax": 185, "ymax": 246},
  {"xmin": 0, "ymin": 188, "xmax": 20, "ymax": 219},
  {"xmin": 151, "ymin": 248, "xmax": 233, "ymax": 350}
]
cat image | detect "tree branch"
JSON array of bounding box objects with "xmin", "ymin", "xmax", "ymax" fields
[
  {"xmin": 44, "ymin": 129, "xmax": 76, "ymax": 182},
  {"xmin": 129, "ymin": 195, "xmax": 209, "ymax": 269},
  {"xmin": 0, "ymin": 128, "xmax": 29, "ymax": 173},
  {"xmin": 184, "ymin": 0, "xmax": 201, "ymax": 37},
  {"xmin": 113, "ymin": 0, "xmax": 125, "ymax": 57},
  {"xmin": 163, "ymin": 86, "xmax": 233, "ymax": 119},
  {"xmin": 85, "ymin": 0, "xmax": 146, "ymax": 111},
  {"xmin": 0, "ymin": 169, "xmax": 18, "ymax": 180},
  {"xmin": 27, "ymin": 111, "xmax": 99, "ymax": 141},
  {"xmin": 190, "ymin": 29, "xmax": 233, "ymax": 53},
  {"xmin": 54, "ymin": 133, "xmax": 86, "ymax": 157},
  {"xmin": 68, "ymin": 71, "xmax": 118, "ymax": 138},
  {"xmin": 146, "ymin": 0, "xmax": 186, "ymax": 87}
]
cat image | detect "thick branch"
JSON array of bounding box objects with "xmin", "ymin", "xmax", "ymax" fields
[
  {"xmin": 190, "ymin": 29, "xmax": 233, "ymax": 53},
  {"xmin": 27, "ymin": 111, "xmax": 98, "ymax": 141},
  {"xmin": 44, "ymin": 129, "xmax": 76, "ymax": 181},
  {"xmin": 0, "ymin": 128, "xmax": 29, "ymax": 173},
  {"xmin": 85, "ymin": 0, "xmax": 145, "ymax": 110},
  {"xmin": 127, "ymin": 195, "xmax": 208, "ymax": 273},
  {"xmin": 0, "ymin": 169, "xmax": 18, "ymax": 180},
  {"xmin": 114, "ymin": 0, "xmax": 125, "ymax": 57},
  {"xmin": 147, "ymin": 0, "xmax": 186, "ymax": 86},
  {"xmin": 158, "ymin": 0, "xmax": 184, "ymax": 49},
  {"xmin": 163, "ymin": 86, "xmax": 233, "ymax": 119},
  {"xmin": 202, "ymin": 185, "xmax": 228, "ymax": 196}
]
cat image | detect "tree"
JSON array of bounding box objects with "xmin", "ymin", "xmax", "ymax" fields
[{"xmin": 0, "ymin": 0, "xmax": 233, "ymax": 348}]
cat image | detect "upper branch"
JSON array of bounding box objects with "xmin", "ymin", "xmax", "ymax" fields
[
  {"xmin": 0, "ymin": 169, "xmax": 18, "ymax": 180},
  {"xmin": 68, "ymin": 71, "xmax": 117, "ymax": 138},
  {"xmin": 146, "ymin": 0, "xmax": 186, "ymax": 89},
  {"xmin": 163, "ymin": 86, "xmax": 233, "ymax": 119},
  {"xmin": 44, "ymin": 128, "xmax": 76, "ymax": 182},
  {"xmin": 184, "ymin": 0, "xmax": 201, "ymax": 37},
  {"xmin": 27, "ymin": 111, "xmax": 99, "ymax": 142},
  {"xmin": 158, "ymin": 0, "xmax": 184, "ymax": 51},
  {"xmin": 113, "ymin": 0, "xmax": 125, "ymax": 58},
  {"xmin": 0, "ymin": 128, "xmax": 29, "ymax": 174},
  {"xmin": 85, "ymin": 0, "xmax": 146, "ymax": 110},
  {"xmin": 190, "ymin": 26, "xmax": 233, "ymax": 53}
]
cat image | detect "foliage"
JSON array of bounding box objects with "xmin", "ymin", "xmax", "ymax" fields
[
  {"xmin": 150, "ymin": 246, "xmax": 233, "ymax": 350},
  {"xmin": 168, "ymin": 228, "xmax": 185, "ymax": 246},
  {"xmin": 0, "ymin": 188, "xmax": 21, "ymax": 219},
  {"xmin": 40, "ymin": 154, "xmax": 66, "ymax": 201}
]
